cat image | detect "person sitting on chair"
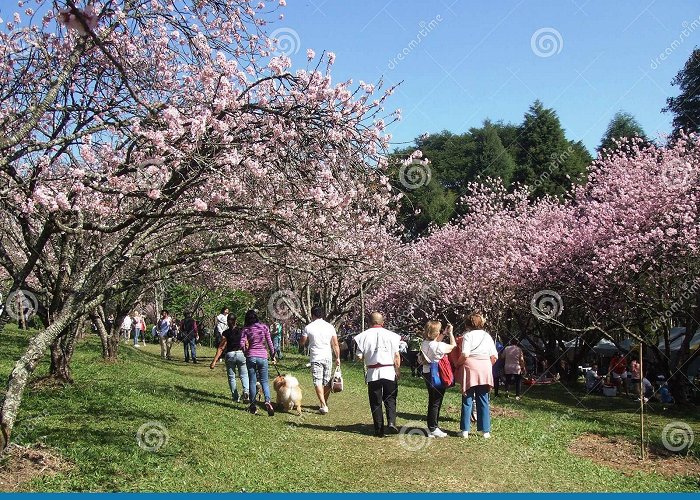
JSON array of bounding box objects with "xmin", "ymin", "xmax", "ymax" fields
[{"xmin": 585, "ymin": 364, "xmax": 603, "ymax": 393}]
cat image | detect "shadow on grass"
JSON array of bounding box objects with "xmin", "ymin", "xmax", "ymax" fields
[
  {"xmin": 396, "ymin": 411, "xmax": 459, "ymax": 423},
  {"xmin": 295, "ymin": 421, "xmax": 376, "ymax": 437},
  {"xmin": 172, "ymin": 385, "xmax": 242, "ymax": 410}
]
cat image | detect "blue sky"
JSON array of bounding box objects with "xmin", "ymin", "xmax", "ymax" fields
[{"xmin": 278, "ymin": 0, "xmax": 700, "ymax": 153}]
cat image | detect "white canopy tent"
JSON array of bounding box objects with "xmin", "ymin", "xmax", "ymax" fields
[
  {"xmin": 656, "ymin": 327, "xmax": 700, "ymax": 353},
  {"xmin": 592, "ymin": 338, "xmax": 633, "ymax": 355}
]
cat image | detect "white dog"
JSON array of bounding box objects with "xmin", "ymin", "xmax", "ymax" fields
[{"xmin": 273, "ymin": 375, "xmax": 303, "ymax": 415}]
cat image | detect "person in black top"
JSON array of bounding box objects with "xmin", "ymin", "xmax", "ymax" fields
[
  {"xmin": 210, "ymin": 313, "xmax": 250, "ymax": 403},
  {"xmin": 181, "ymin": 311, "xmax": 198, "ymax": 363}
]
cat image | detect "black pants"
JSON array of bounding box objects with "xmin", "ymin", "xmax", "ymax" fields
[
  {"xmin": 423, "ymin": 373, "xmax": 446, "ymax": 431},
  {"xmin": 367, "ymin": 378, "xmax": 397, "ymax": 435},
  {"xmin": 505, "ymin": 374, "xmax": 522, "ymax": 396}
]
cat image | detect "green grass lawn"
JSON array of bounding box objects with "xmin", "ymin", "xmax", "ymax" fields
[{"xmin": 1, "ymin": 326, "xmax": 699, "ymax": 492}]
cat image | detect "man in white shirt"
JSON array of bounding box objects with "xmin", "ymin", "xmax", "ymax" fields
[
  {"xmin": 215, "ymin": 308, "xmax": 229, "ymax": 345},
  {"xmin": 300, "ymin": 306, "xmax": 340, "ymax": 414},
  {"xmin": 353, "ymin": 312, "xmax": 401, "ymax": 437}
]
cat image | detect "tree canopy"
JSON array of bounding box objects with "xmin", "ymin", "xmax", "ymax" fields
[{"xmin": 664, "ymin": 47, "xmax": 700, "ymax": 136}]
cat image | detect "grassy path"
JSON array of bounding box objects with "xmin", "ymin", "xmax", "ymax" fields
[{"xmin": 1, "ymin": 327, "xmax": 698, "ymax": 491}]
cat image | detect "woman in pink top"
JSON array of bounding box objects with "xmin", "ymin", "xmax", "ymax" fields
[
  {"xmin": 240, "ymin": 309, "xmax": 276, "ymax": 416},
  {"xmin": 456, "ymin": 313, "xmax": 498, "ymax": 439},
  {"xmin": 503, "ymin": 338, "xmax": 526, "ymax": 399}
]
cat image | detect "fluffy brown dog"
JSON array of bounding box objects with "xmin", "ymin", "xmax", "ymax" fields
[{"xmin": 272, "ymin": 375, "xmax": 302, "ymax": 415}]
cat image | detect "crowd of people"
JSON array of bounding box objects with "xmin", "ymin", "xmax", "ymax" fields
[
  {"xmin": 166, "ymin": 303, "xmax": 502, "ymax": 439},
  {"xmin": 113, "ymin": 304, "xmax": 684, "ymax": 438},
  {"xmin": 583, "ymin": 354, "xmax": 674, "ymax": 404}
]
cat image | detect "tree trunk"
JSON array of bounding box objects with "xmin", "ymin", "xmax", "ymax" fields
[
  {"xmin": 107, "ymin": 331, "xmax": 120, "ymax": 361},
  {"xmin": 48, "ymin": 319, "xmax": 82, "ymax": 384},
  {"xmin": 92, "ymin": 310, "xmax": 110, "ymax": 359},
  {"xmin": 49, "ymin": 336, "xmax": 73, "ymax": 384},
  {"xmin": 0, "ymin": 299, "xmax": 76, "ymax": 452}
]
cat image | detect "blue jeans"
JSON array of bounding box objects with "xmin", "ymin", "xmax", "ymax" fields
[
  {"xmin": 184, "ymin": 338, "xmax": 197, "ymax": 361},
  {"xmin": 246, "ymin": 356, "xmax": 271, "ymax": 403},
  {"xmin": 273, "ymin": 336, "xmax": 283, "ymax": 359},
  {"xmin": 225, "ymin": 351, "xmax": 249, "ymax": 401},
  {"xmin": 460, "ymin": 385, "xmax": 491, "ymax": 433},
  {"xmin": 133, "ymin": 328, "xmax": 142, "ymax": 345}
]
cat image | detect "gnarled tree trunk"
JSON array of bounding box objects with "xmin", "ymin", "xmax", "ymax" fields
[
  {"xmin": 48, "ymin": 318, "xmax": 83, "ymax": 384},
  {"xmin": 0, "ymin": 297, "xmax": 76, "ymax": 452},
  {"xmin": 91, "ymin": 309, "xmax": 109, "ymax": 359}
]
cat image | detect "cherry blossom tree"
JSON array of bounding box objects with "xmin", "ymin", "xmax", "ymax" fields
[
  {"xmin": 0, "ymin": 0, "xmax": 400, "ymax": 450},
  {"xmin": 371, "ymin": 137, "xmax": 700, "ymax": 391}
]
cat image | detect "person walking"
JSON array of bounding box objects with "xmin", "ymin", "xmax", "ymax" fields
[
  {"xmin": 503, "ymin": 337, "xmax": 526, "ymax": 400},
  {"xmin": 455, "ymin": 313, "xmax": 498, "ymax": 439},
  {"xmin": 119, "ymin": 314, "xmax": 132, "ymax": 343},
  {"xmin": 132, "ymin": 310, "xmax": 145, "ymax": 347},
  {"xmin": 181, "ymin": 311, "xmax": 199, "ymax": 363},
  {"xmin": 271, "ymin": 321, "xmax": 284, "ymax": 360},
  {"xmin": 214, "ymin": 307, "xmax": 229, "ymax": 349},
  {"xmin": 300, "ymin": 306, "xmax": 341, "ymax": 414},
  {"xmin": 420, "ymin": 320, "xmax": 456, "ymax": 438},
  {"xmin": 156, "ymin": 310, "xmax": 172, "ymax": 359},
  {"xmin": 210, "ymin": 313, "xmax": 249, "ymax": 403},
  {"xmin": 239, "ymin": 309, "xmax": 276, "ymax": 416},
  {"xmin": 353, "ymin": 312, "xmax": 401, "ymax": 437}
]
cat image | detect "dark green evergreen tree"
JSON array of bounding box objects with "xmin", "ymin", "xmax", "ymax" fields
[
  {"xmin": 663, "ymin": 47, "xmax": 700, "ymax": 136},
  {"xmin": 514, "ymin": 100, "xmax": 591, "ymax": 198},
  {"xmin": 471, "ymin": 120, "xmax": 516, "ymax": 186},
  {"xmin": 598, "ymin": 111, "xmax": 647, "ymax": 154}
]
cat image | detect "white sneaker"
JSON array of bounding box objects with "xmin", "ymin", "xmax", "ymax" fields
[
  {"xmin": 461, "ymin": 431, "xmax": 469, "ymax": 438},
  {"xmin": 483, "ymin": 432, "xmax": 491, "ymax": 439},
  {"xmin": 319, "ymin": 406, "xmax": 328, "ymax": 414},
  {"xmin": 430, "ymin": 428, "xmax": 447, "ymax": 438}
]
